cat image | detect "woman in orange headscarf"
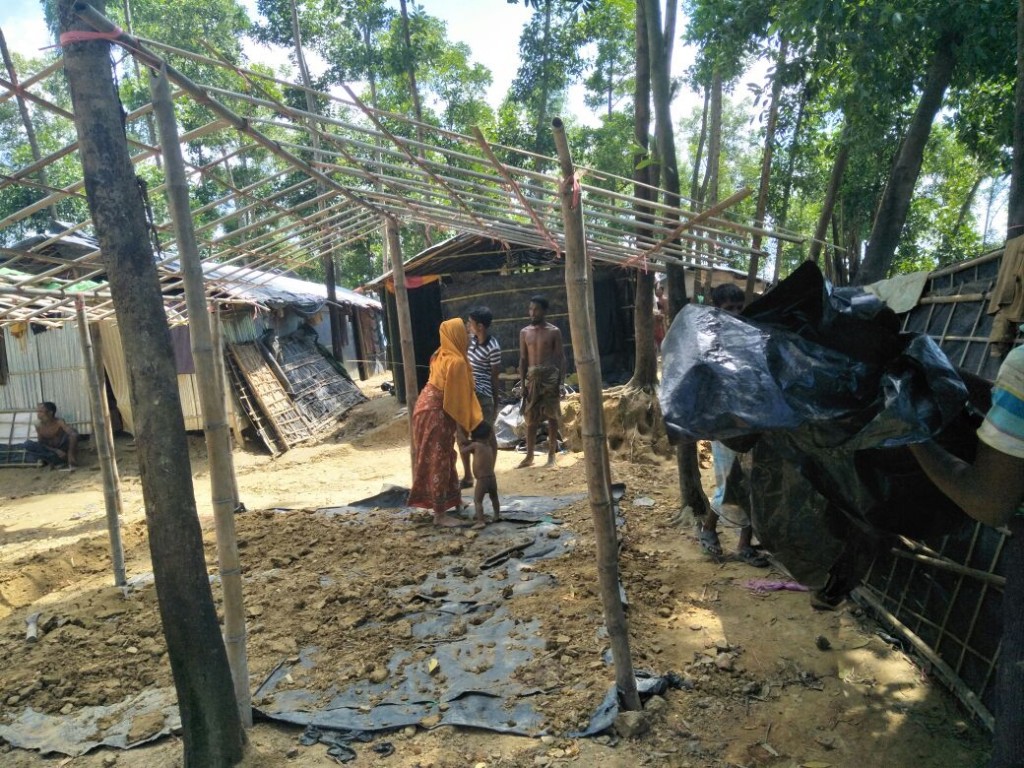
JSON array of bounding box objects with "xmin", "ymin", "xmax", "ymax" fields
[{"xmin": 408, "ymin": 318, "xmax": 484, "ymax": 526}]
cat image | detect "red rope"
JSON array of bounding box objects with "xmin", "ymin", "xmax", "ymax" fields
[{"xmin": 57, "ymin": 28, "xmax": 124, "ymax": 46}]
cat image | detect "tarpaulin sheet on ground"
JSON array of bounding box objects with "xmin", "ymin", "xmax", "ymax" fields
[
  {"xmin": 253, "ymin": 490, "xmax": 584, "ymax": 737},
  {"xmin": 659, "ymin": 262, "xmax": 978, "ymax": 589}
]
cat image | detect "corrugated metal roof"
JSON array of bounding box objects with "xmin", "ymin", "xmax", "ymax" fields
[{"xmin": 200, "ymin": 261, "xmax": 381, "ymax": 312}]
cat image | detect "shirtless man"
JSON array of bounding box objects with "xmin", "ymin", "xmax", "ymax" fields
[
  {"xmin": 26, "ymin": 401, "xmax": 78, "ymax": 470},
  {"xmin": 518, "ymin": 295, "xmax": 565, "ymax": 468}
]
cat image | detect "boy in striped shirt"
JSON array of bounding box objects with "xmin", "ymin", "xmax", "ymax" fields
[{"xmin": 461, "ymin": 306, "xmax": 502, "ymax": 488}]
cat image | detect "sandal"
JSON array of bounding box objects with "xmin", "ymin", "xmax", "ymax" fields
[
  {"xmin": 698, "ymin": 529, "xmax": 723, "ymax": 558},
  {"xmin": 737, "ymin": 546, "xmax": 770, "ymax": 568}
]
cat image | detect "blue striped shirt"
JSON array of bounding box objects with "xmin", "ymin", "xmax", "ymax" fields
[
  {"xmin": 468, "ymin": 335, "xmax": 501, "ymax": 398},
  {"xmin": 978, "ymin": 345, "xmax": 1024, "ymax": 459}
]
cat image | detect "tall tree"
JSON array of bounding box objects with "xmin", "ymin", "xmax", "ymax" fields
[
  {"xmin": 857, "ymin": 30, "xmax": 960, "ymax": 284},
  {"xmin": 642, "ymin": 0, "xmax": 711, "ymax": 519},
  {"xmin": 508, "ymin": 0, "xmax": 586, "ymax": 161},
  {"xmin": 626, "ymin": 0, "xmax": 657, "ymax": 392},
  {"xmin": 56, "ymin": 0, "xmax": 246, "ymax": 764}
]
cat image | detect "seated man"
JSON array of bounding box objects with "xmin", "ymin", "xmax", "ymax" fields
[{"xmin": 24, "ymin": 401, "xmax": 79, "ymax": 470}]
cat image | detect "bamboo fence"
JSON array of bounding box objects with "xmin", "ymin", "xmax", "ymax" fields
[{"xmin": 855, "ymin": 248, "xmax": 1024, "ymax": 731}]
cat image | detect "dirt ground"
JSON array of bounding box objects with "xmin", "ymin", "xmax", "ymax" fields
[{"xmin": 0, "ymin": 375, "xmax": 991, "ymax": 767}]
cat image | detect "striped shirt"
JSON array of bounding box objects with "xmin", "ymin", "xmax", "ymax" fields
[
  {"xmin": 978, "ymin": 345, "xmax": 1024, "ymax": 459},
  {"xmin": 468, "ymin": 334, "xmax": 501, "ymax": 398}
]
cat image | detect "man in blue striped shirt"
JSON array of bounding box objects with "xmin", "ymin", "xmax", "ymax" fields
[
  {"xmin": 911, "ymin": 343, "xmax": 1024, "ymax": 526},
  {"xmin": 461, "ymin": 307, "xmax": 502, "ymax": 488}
]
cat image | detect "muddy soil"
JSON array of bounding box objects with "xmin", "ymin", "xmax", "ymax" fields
[{"xmin": 0, "ymin": 375, "xmax": 989, "ymax": 767}]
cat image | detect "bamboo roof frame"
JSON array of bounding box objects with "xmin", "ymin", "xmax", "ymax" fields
[{"xmin": 0, "ymin": 8, "xmax": 806, "ymax": 328}]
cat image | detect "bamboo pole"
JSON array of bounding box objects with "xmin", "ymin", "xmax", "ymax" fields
[
  {"xmin": 887, "ymin": 547, "xmax": 1006, "ymax": 588},
  {"xmin": 210, "ymin": 301, "xmax": 242, "ymax": 506},
  {"xmin": 552, "ymin": 117, "xmax": 641, "ymax": 710},
  {"xmin": 386, "ymin": 217, "xmax": 419, "ymax": 465},
  {"xmin": 74, "ymin": 297, "xmax": 126, "ymax": 587},
  {"xmin": 150, "ymin": 65, "xmax": 252, "ymax": 727}
]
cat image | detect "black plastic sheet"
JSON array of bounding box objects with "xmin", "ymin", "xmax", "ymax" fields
[
  {"xmin": 253, "ymin": 493, "xmax": 587, "ymax": 741},
  {"xmin": 659, "ymin": 263, "xmax": 977, "ymax": 589}
]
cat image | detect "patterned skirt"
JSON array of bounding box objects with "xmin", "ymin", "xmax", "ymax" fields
[{"xmin": 407, "ymin": 384, "xmax": 461, "ymax": 515}]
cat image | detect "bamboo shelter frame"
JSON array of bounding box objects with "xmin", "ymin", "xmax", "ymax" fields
[{"xmin": 0, "ymin": 7, "xmax": 803, "ymax": 330}]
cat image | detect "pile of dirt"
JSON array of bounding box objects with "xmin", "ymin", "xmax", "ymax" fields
[{"xmin": 561, "ymin": 386, "xmax": 673, "ymax": 462}]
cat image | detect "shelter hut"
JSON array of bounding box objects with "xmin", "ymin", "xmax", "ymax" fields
[
  {"xmin": 855, "ymin": 245, "xmax": 1024, "ymax": 731},
  {"xmin": 368, "ymin": 233, "xmax": 767, "ymax": 400},
  {"xmin": 0, "ymin": 234, "xmax": 382, "ymax": 461}
]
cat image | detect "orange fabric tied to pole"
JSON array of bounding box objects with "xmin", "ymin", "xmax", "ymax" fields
[{"xmin": 57, "ymin": 28, "xmax": 125, "ymax": 46}]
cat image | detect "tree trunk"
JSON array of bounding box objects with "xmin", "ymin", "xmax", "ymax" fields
[
  {"xmin": 689, "ymin": 87, "xmax": 710, "ymax": 203},
  {"xmin": 991, "ymin": 5, "xmax": 1024, "ymax": 766},
  {"xmin": 552, "ymin": 117, "xmax": 641, "ymax": 712},
  {"xmin": 857, "ymin": 33, "xmax": 959, "ymax": 284},
  {"xmin": 289, "ymin": 0, "xmax": 346, "ymax": 363},
  {"xmin": 533, "ymin": 0, "xmax": 555, "ymax": 160},
  {"xmin": 939, "ymin": 173, "xmax": 983, "ymax": 259},
  {"xmin": 993, "ymin": 516, "xmax": 1024, "ymax": 768},
  {"xmin": 809, "ymin": 137, "xmax": 850, "ymax": 265},
  {"xmin": 642, "ymin": 0, "xmax": 711, "ymax": 519},
  {"xmin": 57, "ymin": 1, "xmax": 245, "ymax": 764},
  {"xmin": 627, "ymin": 1, "xmax": 657, "ymax": 392},
  {"xmin": 698, "ymin": 69, "xmax": 722, "ymax": 269},
  {"xmin": 772, "ymin": 87, "xmax": 807, "ymax": 284},
  {"xmin": 701, "ymin": 69, "xmax": 722, "ymax": 208},
  {"xmin": 1007, "ymin": 0, "xmax": 1024, "ymax": 239},
  {"xmin": 746, "ymin": 38, "xmax": 787, "ymax": 301},
  {"xmin": 398, "ymin": 0, "xmax": 431, "ymax": 245}
]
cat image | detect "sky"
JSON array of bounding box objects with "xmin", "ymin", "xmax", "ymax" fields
[{"xmin": 0, "ymin": 0, "xmax": 716, "ymax": 128}]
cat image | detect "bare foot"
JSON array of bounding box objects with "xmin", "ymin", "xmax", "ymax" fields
[
  {"xmin": 517, "ymin": 456, "xmax": 534, "ymax": 469},
  {"xmin": 544, "ymin": 454, "xmax": 556, "ymax": 467},
  {"xmin": 491, "ymin": 515, "xmax": 501, "ymax": 523},
  {"xmin": 433, "ymin": 514, "xmax": 468, "ymax": 528},
  {"xmin": 472, "ymin": 520, "xmax": 486, "ymax": 530}
]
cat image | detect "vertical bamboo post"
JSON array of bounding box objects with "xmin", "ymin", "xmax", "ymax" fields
[
  {"xmin": 210, "ymin": 301, "xmax": 241, "ymax": 509},
  {"xmin": 386, "ymin": 216, "xmax": 419, "ymax": 467},
  {"xmin": 552, "ymin": 117, "xmax": 641, "ymax": 711},
  {"xmin": 150, "ymin": 65, "xmax": 252, "ymax": 727},
  {"xmin": 75, "ymin": 297, "xmax": 126, "ymax": 587}
]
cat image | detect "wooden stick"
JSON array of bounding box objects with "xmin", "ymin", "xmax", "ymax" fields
[
  {"xmin": 385, "ymin": 218, "xmax": 419, "ymax": 467},
  {"xmin": 150, "ymin": 65, "xmax": 252, "ymax": 727},
  {"xmin": 639, "ymin": 187, "xmax": 752, "ymax": 261},
  {"xmin": 552, "ymin": 117, "xmax": 640, "ymax": 710},
  {"xmin": 75, "ymin": 297, "xmax": 126, "ymax": 587},
  {"xmin": 888, "ymin": 547, "xmax": 1005, "ymax": 587}
]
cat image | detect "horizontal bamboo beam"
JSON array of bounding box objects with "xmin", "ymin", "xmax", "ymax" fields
[{"xmin": 888, "ymin": 547, "xmax": 1005, "ymax": 588}]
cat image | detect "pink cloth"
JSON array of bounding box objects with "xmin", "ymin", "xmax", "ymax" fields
[{"xmin": 745, "ymin": 579, "xmax": 809, "ymax": 593}]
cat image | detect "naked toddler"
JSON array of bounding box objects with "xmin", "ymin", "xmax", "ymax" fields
[{"xmin": 460, "ymin": 422, "xmax": 500, "ymax": 529}]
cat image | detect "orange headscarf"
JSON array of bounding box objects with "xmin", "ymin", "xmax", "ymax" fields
[{"xmin": 427, "ymin": 318, "xmax": 483, "ymax": 432}]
